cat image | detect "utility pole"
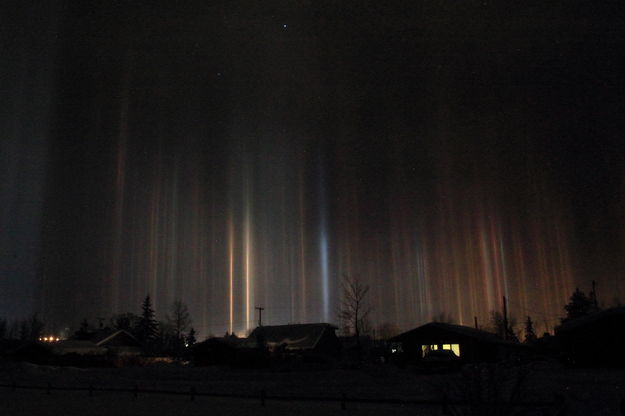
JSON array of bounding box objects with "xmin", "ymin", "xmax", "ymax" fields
[
  {"xmin": 502, "ymin": 296, "xmax": 509, "ymax": 341},
  {"xmin": 255, "ymin": 306, "xmax": 265, "ymax": 327},
  {"xmin": 591, "ymin": 280, "xmax": 599, "ymax": 310},
  {"xmin": 474, "ymin": 316, "xmax": 478, "ymax": 330}
]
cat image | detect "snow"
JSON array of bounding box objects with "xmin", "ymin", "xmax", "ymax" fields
[{"xmin": 1, "ymin": 360, "xmax": 624, "ymax": 415}]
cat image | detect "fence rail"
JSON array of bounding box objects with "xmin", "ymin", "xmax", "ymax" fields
[{"xmin": 0, "ymin": 381, "xmax": 560, "ymax": 412}]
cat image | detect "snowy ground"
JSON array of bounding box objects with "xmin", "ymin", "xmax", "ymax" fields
[
  {"xmin": 1, "ymin": 360, "xmax": 624, "ymax": 415},
  {"xmin": 0, "ymin": 388, "xmax": 434, "ymax": 416}
]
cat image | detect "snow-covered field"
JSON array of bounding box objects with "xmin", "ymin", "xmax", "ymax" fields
[
  {"xmin": 1, "ymin": 360, "xmax": 624, "ymax": 415},
  {"xmin": 0, "ymin": 388, "xmax": 432, "ymax": 416}
]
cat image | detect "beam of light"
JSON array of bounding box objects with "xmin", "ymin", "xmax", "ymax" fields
[
  {"xmin": 241, "ymin": 158, "xmax": 254, "ymax": 332},
  {"xmin": 298, "ymin": 169, "xmax": 307, "ymax": 324},
  {"xmin": 110, "ymin": 71, "xmax": 130, "ymax": 313},
  {"xmin": 228, "ymin": 217, "xmax": 234, "ymax": 335},
  {"xmin": 244, "ymin": 204, "xmax": 252, "ymax": 331},
  {"xmin": 111, "ymin": 110, "xmax": 127, "ymax": 314},
  {"xmin": 317, "ymin": 154, "xmax": 330, "ymax": 323},
  {"xmin": 478, "ymin": 219, "xmax": 496, "ymax": 313},
  {"xmin": 498, "ymin": 231, "xmax": 509, "ymax": 299},
  {"xmin": 167, "ymin": 162, "xmax": 179, "ymax": 300},
  {"xmin": 147, "ymin": 143, "xmax": 163, "ymax": 306},
  {"xmin": 414, "ymin": 235, "xmax": 430, "ymax": 323},
  {"xmin": 320, "ymin": 230, "xmax": 330, "ymax": 322},
  {"xmin": 41, "ymin": 120, "xmax": 583, "ymax": 339}
]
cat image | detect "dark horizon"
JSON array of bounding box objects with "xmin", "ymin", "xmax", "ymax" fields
[{"xmin": 2, "ymin": 1, "xmax": 625, "ymax": 338}]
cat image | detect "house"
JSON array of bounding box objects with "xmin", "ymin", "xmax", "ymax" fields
[
  {"xmin": 193, "ymin": 323, "xmax": 340, "ymax": 367},
  {"xmin": 555, "ymin": 307, "xmax": 625, "ymax": 367},
  {"xmin": 391, "ymin": 322, "xmax": 528, "ymax": 365},
  {"xmin": 247, "ymin": 323, "xmax": 341, "ymax": 357},
  {"xmin": 52, "ymin": 329, "xmax": 142, "ymax": 357},
  {"xmin": 192, "ymin": 334, "xmax": 249, "ymax": 366}
]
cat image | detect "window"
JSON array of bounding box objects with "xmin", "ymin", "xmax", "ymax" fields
[{"xmin": 421, "ymin": 343, "xmax": 460, "ymax": 357}]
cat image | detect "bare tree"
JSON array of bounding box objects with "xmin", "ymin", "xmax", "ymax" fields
[
  {"xmin": 167, "ymin": 300, "xmax": 191, "ymax": 341},
  {"xmin": 110, "ymin": 312, "xmax": 139, "ymax": 332},
  {"xmin": 337, "ymin": 275, "xmax": 371, "ymax": 343}
]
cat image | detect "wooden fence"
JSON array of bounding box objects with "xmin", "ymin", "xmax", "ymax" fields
[{"xmin": 0, "ymin": 382, "xmax": 565, "ymax": 413}]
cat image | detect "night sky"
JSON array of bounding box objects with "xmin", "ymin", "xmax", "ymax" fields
[{"xmin": 2, "ymin": 2, "xmax": 625, "ymax": 338}]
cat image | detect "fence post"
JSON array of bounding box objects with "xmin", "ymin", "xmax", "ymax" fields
[
  {"xmin": 261, "ymin": 390, "xmax": 266, "ymax": 407},
  {"xmin": 341, "ymin": 392, "xmax": 346, "ymax": 410},
  {"xmin": 190, "ymin": 386, "xmax": 196, "ymax": 401},
  {"xmin": 441, "ymin": 395, "xmax": 449, "ymax": 415},
  {"xmin": 553, "ymin": 393, "xmax": 567, "ymax": 416}
]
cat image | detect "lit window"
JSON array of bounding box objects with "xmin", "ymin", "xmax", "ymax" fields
[{"xmin": 421, "ymin": 344, "xmax": 461, "ymax": 357}]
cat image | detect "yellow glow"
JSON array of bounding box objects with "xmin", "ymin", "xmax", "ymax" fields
[
  {"xmin": 451, "ymin": 344, "xmax": 460, "ymax": 356},
  {"xmin": 421, "ymin": 344, "xmax": 461, "ymax": 357}
]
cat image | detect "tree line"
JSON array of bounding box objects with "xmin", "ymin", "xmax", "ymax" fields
[
  {"xmin": 0, "ymin": 313, "xmax": 44, "ymax": 343},
  {"xmin": 102, "ymin": 295, "xmax": 197, "ymax": 356},
  {"xmin": 0, "ymin": 295, "xmax": 197, "ymax": 358},
  {"xmin": 0, "ymin": 280, "xmax": 618, "ymax": 350},
  {"xmin": 338, "ymin": 275, "xmax": 615, "ymax": 345}
]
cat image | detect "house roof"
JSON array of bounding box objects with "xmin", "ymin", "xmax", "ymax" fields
[
  {"xmin": 91, "ymin": 329, "xmax": 140, "ymax": 347},
  {"xmin": 68, "ymin": 329, "xmax": 141, "ymax": 347},
  {"xmin": 221, "ymin": 335, "xmax": 248, "ymax": 347},
  {"xmin": 199, "ymin": 335, "xmax": 246, "ymax": 348},
  {"xmin": 54, "ymin": 339, "xmax": 104, "ymax": 349},
  {"xmin": 393, "ymin": 322, "xmax": 507, "ymax": 344},
  {"xmin": 51, "ymin": 339, "xmax": 108, "ymax": 356},
  {"xmin": 555, "ymin": 307, "xmax": 625, "ymax": 334},
  {"xmin": 248, "ymin": 323, "xmax": 337, "ymax": 350}
]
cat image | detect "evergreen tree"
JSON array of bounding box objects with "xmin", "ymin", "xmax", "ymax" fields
[
  {"xmin": 562, "ymin": 288, "xmax": 594, "ymax": 323},
  {"xmin": 524, "ymin": 316, "xmax": 537, "ymax": 343},
  {"xmin": 135, "ymin": 295, "xmax": 158, "ymax": 345}
]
